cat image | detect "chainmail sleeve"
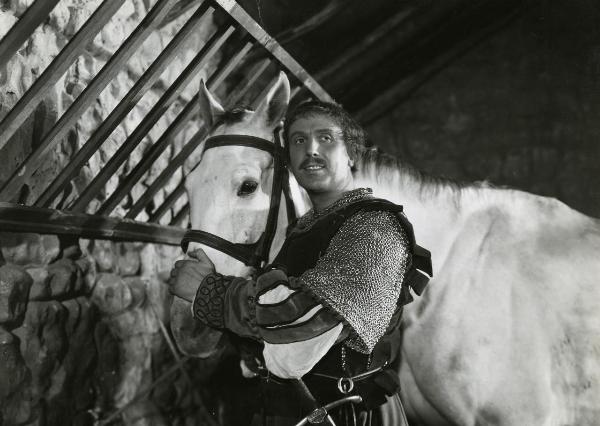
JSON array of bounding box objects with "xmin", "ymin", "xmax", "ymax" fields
[{"xmin": 299, "ymin": 210, "xmax": 411, "ymax": 353}]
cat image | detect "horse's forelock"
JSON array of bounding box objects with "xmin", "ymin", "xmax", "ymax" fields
[{"xmin": 213, "ymin": 105, "xmax": 254, "ymax": 129}]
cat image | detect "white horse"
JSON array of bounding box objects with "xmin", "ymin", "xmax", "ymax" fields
[{"xmin": 171, "ymin": 72, "xmax": 600, "ymax": 425}]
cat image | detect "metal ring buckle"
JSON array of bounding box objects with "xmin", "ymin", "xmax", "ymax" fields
[{"xmin": 337, "ymin": 377, "xmax": 354, "ymax": 394}]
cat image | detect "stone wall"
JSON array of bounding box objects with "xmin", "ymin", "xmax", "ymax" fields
[
  {"xmin": 0, "ymin": 233, "xmax": 234, "ymax": 425},
  {"xmin": 366, "ymin": 0, "xmax": 600, "ymax": 218},
  {"xmin": 0, "ymin": 1, "xmax": 230, "ymax": 424}
]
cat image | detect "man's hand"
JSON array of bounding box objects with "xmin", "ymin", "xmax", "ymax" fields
[{"xmin": 167, "ymin": 249, "xmax": 216, "ymax": 303}]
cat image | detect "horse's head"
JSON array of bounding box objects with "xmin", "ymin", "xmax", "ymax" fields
[{"xmin": 184, "ymin": 72, "xmax": 293, "ymax": 277}]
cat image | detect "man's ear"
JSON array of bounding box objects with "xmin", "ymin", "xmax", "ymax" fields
[
  {"xmin": 198, "ymin": 80, "xmax": 225, "ymax": 128},
  {"xmin": 254, "ymin": 71, "xmax": 290, "ymax": 127}
]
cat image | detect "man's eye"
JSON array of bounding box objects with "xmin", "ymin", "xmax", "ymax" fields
[
  {"xmin": 294, "ymin": 138, "xmax": 305, "ymax": 144},
  {"xmin": 321, "ymin": 135, "xmax": 332, "ymax": 143},
  {"xmin": 237, "ymin": 180, "xmax": 258, "ymax": 196}
]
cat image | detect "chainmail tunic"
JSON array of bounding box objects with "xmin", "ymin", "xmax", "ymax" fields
[{"xmin": 293, "ymin": 188, "xmax": 411, "ymax": 353}]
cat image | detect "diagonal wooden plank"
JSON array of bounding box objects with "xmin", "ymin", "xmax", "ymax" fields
[
  {"xmin": 314, "ymin": 7, "xmax": 415, "ymax": 84},
  {"xmin": 0, "ymin": 0, "xmax": 179, "ymax": 201},
  {"xmin": 0, "ymin": 0, "xmax": 127, "ymax": 151},
  {"xmin": 124, "ymin": 41, "xmax": 257, "ymax": 222},
  {"xmin": 68, "ymin": 31, "xmax": 247, "ymax": 214},
  {"xmin": 225, "ymin": 57, "xmax": 272, "ymax": 106},
  {"xmin": 354, "ymin": 1, "xmax": 523, "ymax": 123},
  {"xmin": 170, "ymin": 203, "xmax": 189, "ymax": 227},
  {"xmin": 73, "ymin": 37, "xmax": 253, "ymax": 215},
  {"xmin": 0, "ymin": 0, "xmax": 61, "ymax": 69},
  {"xmin": 149, "ymin": 181, "xmax": 186, "ymax": 223},
  {"xmin": 34, "ymin": 2, "xmax": 216, "ymax": 208},
  {"xmin": 205, "ymin": 38, "xmax": 254, "ymax": 91},
  {"xmin": 124, "ymin": 125, "xmax": 205, "ymax": 220},
  {"xmin": 95, "ymin": 32, "xmax": 259, "ymax": 217},
  {"xmin": 212, "ymin": 0, "xmax": 333, "ymax": 103},
  {"xmin": 96, "ymin": 97, "xmax": 198, "ymax": 216}
]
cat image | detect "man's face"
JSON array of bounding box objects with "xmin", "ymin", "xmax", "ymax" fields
[{"xmin": 287, "ymin": 114, "xmax": 353, "ymax": 195}]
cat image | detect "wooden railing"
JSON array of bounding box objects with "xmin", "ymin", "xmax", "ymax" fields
[{"xmin": 0, "ymin": 0, "xmax": 331, "ymax": 245}]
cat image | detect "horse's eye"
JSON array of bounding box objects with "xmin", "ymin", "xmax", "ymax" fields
[{"xmin": 237, "ymin": 180, "xmax": 258, "ymax": 197}]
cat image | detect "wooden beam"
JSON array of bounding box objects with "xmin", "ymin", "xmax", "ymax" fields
[
  {"xmin": 0, "ymin": 202, "xmax": 184, "ymax": 245},
  {"xmin": 125, "ymin": 127, "xmax": 206, "ymax": 220},
  {"xmin": 225, "ymin": 57, "xmax": 272, "ymax": 106},
  {"xmin": 314, "ymin": 6, "xmax": 415, "ymax": 84},
  {"xmin": 211, "ymin": 0, "xmax": 333, "ymax": 102},
  {"xmin": 354, "ymin": 0, "xmax": 524, "ymax": 124},
  {"xmin": 96, "ymin": 97, "xmax": 198, "ymax": 216},
  {"xmin": 34, "ymin": 6, "xmax": 224, "ymax": 208},
  {"xmin": 69, "ymin": 35, "xmax": 251, "ymax": 214},
  {"xmin": 0, "ymin": 0, "xmax": 126, "ymax": 151},
  {"xmin": 149, "ymin": 182, "xmax": 186, "ymax": 223},
  {"xmin": 0, "ymin": 0, "xmax": 61, "ymax": 69},
  {"xmin": 169, "ymin": 203, "xmax": 189, "ymax": 227},
  {"xmin": 318, "ymin": 2, "xmax": 463, "ymax": 95},
  {"xmin": 0, "ymin": 0, "xmax": 179, "ymax": 201}
]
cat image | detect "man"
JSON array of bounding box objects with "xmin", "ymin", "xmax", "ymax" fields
[{"xmin": 169, "ymin": 101, "xmax": 429, "ymax": 425}]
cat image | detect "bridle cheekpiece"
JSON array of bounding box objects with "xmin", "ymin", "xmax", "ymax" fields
[{"xmin": 181, "ymin": 128, "xmax": 295, "ymax": 271}]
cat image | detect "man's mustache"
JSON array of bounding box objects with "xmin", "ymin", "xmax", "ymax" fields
[{"xmin": 299, "ymin": 158, "xmax": 326, "ymax": 168}]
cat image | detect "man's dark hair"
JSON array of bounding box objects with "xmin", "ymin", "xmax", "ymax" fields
[{"xmin": 283, "ymin": 100, "xmax": 367, "ymax": 169}]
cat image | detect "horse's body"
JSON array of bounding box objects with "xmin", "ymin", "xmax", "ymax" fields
[{"xmin": 172, "ymin": 73, "xmax": 600, "ymax": 425}]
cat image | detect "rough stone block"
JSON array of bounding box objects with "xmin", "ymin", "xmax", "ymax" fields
[
  {"xmin": 15, "ymin": 301, "xmax": 68, "ymax": 403},
  {"xmin": 0, "ymin": 233, "xmax": 60, "ymax": 266},
  {"xmin": 0, "ymin": 263, "xmax": 33, "ymax": 327},
  {"xmin": 139, "ymin": 243, "xmax": 180, "ymax": 281},
  {"xmin": 0, "ymin": 325, "xmax": 36, "ymax": 426},
  {"xmin": 93, "ymin": 321, "xmax": 121, "ymax": 414},
  {"xmin": 47, "ymin": 258, "xmax": 84, "ymax": 299},
  {"xmin": 24, "ymin": 267, "xmax": 51, "ymax": 301},
  {"xmin": 45, "ymin": 297, "xmax": 98, "ymax": 423},
  {"xmin": 91, "ymin": 241, "xmax": 115, "ymax": 273},
  {"xmin": 92, "ymin": 273, "xmax": 138, "ymax": 316},
  {"xmin": 116, "ymin": 242, "xmax": 141, "ymax": 277}
]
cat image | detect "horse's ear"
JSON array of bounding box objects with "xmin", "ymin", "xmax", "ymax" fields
[
  {"xmin": 255, "ymin": 71, "xmax": 290, "ymax": 127},
  {"xmin": 198, "ymin": 79, "xmax": 225, "ymax": 128}
]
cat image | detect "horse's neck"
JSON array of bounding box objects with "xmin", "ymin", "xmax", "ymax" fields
[
  {"xmin": 355, "ymin": 167, "xmax": 470, "ymax": 275},
  {"xmin": 275, "ymin": 162, "xmax": 503, "ymax": 274},
  {"xmin": 273, "ymin": 166, "xmax": 470, "ymax": 273}
]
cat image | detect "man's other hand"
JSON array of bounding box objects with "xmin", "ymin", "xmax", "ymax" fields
[{"xmin": 167, "ymin": 249, "xmax": 216, "ymax": 303}]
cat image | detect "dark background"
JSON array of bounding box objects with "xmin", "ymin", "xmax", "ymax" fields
[{"xmin": 236, "ymin": 0, "xmax": 600, "ymax": 217}]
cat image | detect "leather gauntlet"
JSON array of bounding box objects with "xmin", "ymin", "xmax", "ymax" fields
[{"xmin": 193, "ymin": 273, "xmax": 237, "ymax": 329}]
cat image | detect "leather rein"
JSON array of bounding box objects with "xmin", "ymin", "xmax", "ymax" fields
[{"xmin": 181, "ymin": 129, "xmax": 296, "ymax": 270}]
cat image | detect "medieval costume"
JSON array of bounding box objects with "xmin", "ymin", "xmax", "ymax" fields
[{"xmin": 192, "ymin": 188, "xmax": 430, "ymax": 425}]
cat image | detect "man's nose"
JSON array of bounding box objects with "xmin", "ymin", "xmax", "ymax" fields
[{"xmin": 305, "ymin": 137, "xmax": 320, "ymax": 157}]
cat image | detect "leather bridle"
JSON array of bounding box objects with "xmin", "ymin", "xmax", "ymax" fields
[{"xmin": 181, "ymin": 129, "xmax": 296, "ymax": 271}]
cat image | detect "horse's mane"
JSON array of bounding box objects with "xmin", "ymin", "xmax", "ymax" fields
[{"xmin": 356, "ymin": 146, "xmax": 481, "ymax": 200}]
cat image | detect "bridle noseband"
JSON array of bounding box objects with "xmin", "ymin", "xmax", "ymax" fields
[{"xmin": 181, "ymin": 129, "xmax": 296, "ymax": 271}]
